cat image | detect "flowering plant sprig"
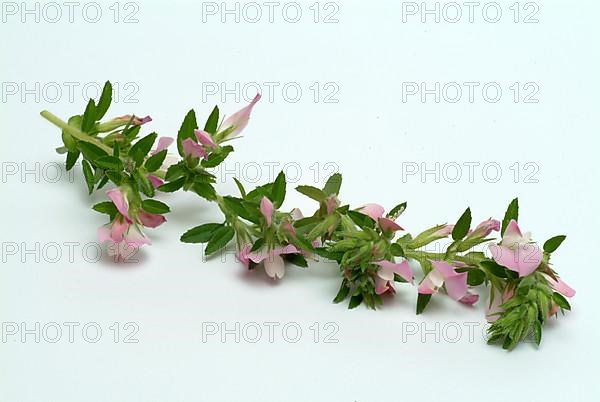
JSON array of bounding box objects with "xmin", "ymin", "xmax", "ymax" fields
[{"xmin": 42, "ymin": 82, "xmax": 575, "ymax": 350}]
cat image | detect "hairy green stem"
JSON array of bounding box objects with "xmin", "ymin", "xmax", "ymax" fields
[{"xmin": 40, "ymin": 110, "xmax": 113, "ymax": 154}]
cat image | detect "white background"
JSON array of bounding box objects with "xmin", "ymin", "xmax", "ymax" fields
[{"xmin": 1, "ymin": 0, "xmax": 599, "ymax": 401}]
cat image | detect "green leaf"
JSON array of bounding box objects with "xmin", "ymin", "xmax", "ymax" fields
[
  {"xmin": 123, "ymin": 124, "xmax": 140, "ymax": 141},
  {"xmin": 97, "ymin": 175, "xmax": 109, "ymax": 190},
  {"xmin": 205, "ymin": 226, "xmax": 235, "ymax": 255},
  {"xmin": 92, "ymin": 201, "xmax": 118, "ymax": 215},
  {"xmin": 158, "ymin": 177, "xmax": 186, "ymax": 193},
  {"xmin": 387, "ymin": 202, "xmax": 407, "ymax": 220},
  {"xmin": 271, "ymin": 171, "xmax": 286, "ymax": 208},
  {"xmin": 105, "ymin": 171, "xmax": 123, "ymax": 185},
  {"xmin": 201, "ymin": 145, "xmax": 234, "ymax": 168},
  {"xmin": 480, "ymin": 260, "xmax": 513, "ymax": 279},
  {"xmin": 347, "ymin": 210, "xmax": 375, "ymax": 229},
  {"xmin": 552, "ymin": 292, "xmax": 571, "ymax": 311},
  {"xmin": 284, "ymin": 253, "xmax": 308, "ymax": 268},
  {"xmin": 82, "ymin": 160, "xmax": 95, "ymax": 195},
  {"xmin": 233, "ymin": 177, "xmax": 246, "ymax": 198},
  {"xmin": 348, "ymin": 294, "xmax": 363, "ymax": 309},
  {"xmin": 466, "ymin": 268, "xmax": 486, "ymax": 286},
  {"xmin": 65, "ymin": 151, "xmax": 80, "ymax": 171},
  {"xmin": 180, "ymin": 223, "xmax": 223, "ymax": 244},
  {"xmin": 96, "ymin": 81, "xmax": 112, "ymax": 120},
  {"xmin": 390, "ymin": 243, "xmax": 405, "ymax": 257},
  {"xmin": 177, "ymin": 109, "xmax": 198, "ymax": 157},
  {"xmin": 416, "ymin": 293, "xmax": 432, "ymax": 315},
  {"xmin": 78, "ymin": 142, "xmax": 108, "ymax": 163},
  {"xmin": 165, "ymin": 163, "xmax": 187, "ymax": 181},
  {"xmin": 251, "ymin": 238, "xmax": 265, "ymax": 252},
  {"xmin": 129, "ymin": 132, "xmax": 158, "ymax": 166},
  {"xmin": 95, "ymin": 155, "xmax": 123, "ymax": 171},
  {"xmin": 501, "ymin": 198, "xmax": 519, "ymax": 235},
  {"xmin": 81, "ymin": 99, "xmax": 97, "ymax": 133},
  {"xmin": 193, "ymin": 183, "xmax": 217, "ymax": 201},
  {"xmin": 222, "ymin": 196, "xmax": 258, "ymax": 223},
  {"xmin": 322, "ymin": 173, "xmax": 342, "ymax": 195},
  {"xmin": 145, "ymin": 149, "xmax": 167, "ymax": 172},
  {"xmin": 141, "ymin": 199, "xmax": 170, "ymax": 214},
  {"xmin": 333, "ymin": 280, "xmax": 350, "ymax": 303},
  {"xmin": 544, "ymin": 235, "xmax": 566, "ymax": 253},
  {"xmin": 246, "ymin": 183, "xmax": 274, "ymax": 202},
  {"xmin": 133, "ymin": 169, "xmax": 154, "ymax": 197},
  {"xmin": 452, "ymin": 207, "xmax": 472, "ymax": 240},
  {"xmin": 296, "ymin": 185, "xmax": 326, "ymax": 202},
  {"xmin": 533, "ymin": 320, "xmax": 542, "ymax": 346},
  {"xmin": 204, "ymin": 105, "xmax": 220, "ymax": 134}
]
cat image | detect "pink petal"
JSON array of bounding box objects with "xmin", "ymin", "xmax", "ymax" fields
[
  {"xmin": 504, "ymin": 219, "xmax": 523, "ymax": 239},
  {"xmin": 153, "ymin": 137, "xmax": 174, "ymax": 154},
  {"xmin": 182, "ymin": 138, "xmax": 208, "ymax": 159},
  {"xmin": 444, "ymin": 272, "xmax": 469, "ymax": 301},
  {"xmin": 543, "ymin": 274, "xmax": 576, "ymax": 297},
  {"xmin": 359, "ymin": 203, "xmax": 385, "ymax": 220},
  {"xmin": 459, "ymin": 293, "xmax": 479, "ymax": 305},
  {"xmin": 272, "ymin": 244, "xmax": 298, "ymax": 256},
  {"xmin": 378, "ymin": 217, "xmax": 403, "ymax": 232},
  {"xmin": 375, "ymin": 260, "xmax": 413, "ymax": 283},
  {"xmin": 430, "ymin": 260, "xmax": 457, "ymax": 278},
  {"xmin": 135, "ymin": 115, "xmax": 152, "ymax": 125},
  {"xmin": 194, "ymin": 129, "xmax": 217, "ymax": 148},
  {"xmin": 220, "ymin": 93, "xmax": 261, "ymax": 139},
  {"xmin": 260, "ymin": 197, "xmax": 274, "ymax": 226},
  {"xmin": 326, "ymin": 196, "xmax": 338, "ymax": 214},
  {"xmin": 264, "ymin": 254, "xmax": 285, "ymax": 279},
  {"xmin": 434, "ymin": 224, "xmax": 454, "ymax": 237},
  {"xmin": 124, "ymin": 224, "xmax": 151, "ymax": 247},
  {"xmin": 418, "ymin": 272, "xmax": 438, "ymax": 295},
  {"xmin": 138, "ymin": 211, "xmax": 166, "ymax": 228},
  {"xmin": 110, "ymin": 217, "xmax": 129, "ymax": 242},
  {"xmin": 147, "ymin": 174, "xmax": 164, "ymax": 189},
  {"xmin": 237, "ymin": 244, "xmax": 252, "ymax": 268},
  {"xmin": 375, "ymin": 276, "xmax": 392, "ymax": 295},
  {"xmin": 489, "ymin": 244, "xmax": 541, "ymax": 277},
  {"xmin": 291, "ymin": 208, "xmax": 304, "ymax": 220},
  {"xmin": 106, "ymin": 188, "xmax": 131, "ymax": 223},
  {"xmin": 98, "ymin": 225, "xmax": 112, "ymax": 243}
]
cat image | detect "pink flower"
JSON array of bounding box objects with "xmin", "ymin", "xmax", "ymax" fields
[
  {"xmin": 182, "ymin": 138, "xmax": 208, "ymax": 159},
  {"xmin": 469, "ymin": 219, "xmax": 501, "ymax": 238},
  {"xmin": 325, "ymin": 196, "xmax": 339, "ymax": 214},
  {"xmin": 418, "ymin": 260, "xmax": 479, "ymax": 305},
  {"xmin": 489, "ymin": 220, "xmax": 542, "ymax": 277},
  {"xmin": 238, "ymin": 243, "xmax": 252, "ymax": 268},
  {"xmin": 542, "ymin": 273, "xmax": 576, "ymax": 297},
  {"xmin": 433, "ymin": 224, "xmax": 454, "ymax": 237},
  {"xmin": 358, "ymin": 203, "xmax": 404, "ymax": 232},
  {"xmin": 117, "ymin": 114, "xmax": 152, "ymax": 125},
  {"xmin": 106, "ymin": 187, "xmax": 131, "ymax": 223},
  {"xmin": 98, "ymin": 219, "xmax": 151, "ymax": 261},
  {"xmin": 373, "ymin": 260, "xmax": 413, "ymax": 295},
  {"xmin": 138, "ymin": 211, "xmax": 166, "ymax": 228},
  {"xmin": 248, "ymin": 244, "xmax": 299, "ymax": 279},
  {"xmin": 194, "ymin": 129, "xmax": 217, "ymax": 149},
  {"xmin": 260, "ymin": 197, "xmax": 274, "ymax": 226},
  {"xmin": 147, "ymin": 175, "xmax": 164, "ymax": 189},
  {"xmin": 218, "ymin": 93, "xmax": 261, "ymax": 139},
  {"xmin": 152, "ymin": 136, "xmax": 174, "ymax": 155}
]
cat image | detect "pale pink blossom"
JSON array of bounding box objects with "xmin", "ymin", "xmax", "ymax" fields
[
  {"xmin": 418, "ymin": 260, "xmax": 479, "ymax": 305},
  {"xmin": 358, "ymin": 203, "xmax": 404, "ymax": 232},
  {"xmin": 182, "ymin": 138, "xmax": 208, "ymax": 159},
  {"xmin": 373, "ymin": 260, "xmax": 413, "ymax": 295},
  {"xmin": 489, "ymin": 220, "xmax": 542, "ymax": 277},
  {"xmin": 248, "ymin": 244, "xmax": 299, "ymax": 279},
  {"xmin": 218, "ymin": 93, "xmax": 261, "ymax": 139},
  {"xmin": 260, "ymin": 197, "xmax": 274, "ymax": 226}
]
